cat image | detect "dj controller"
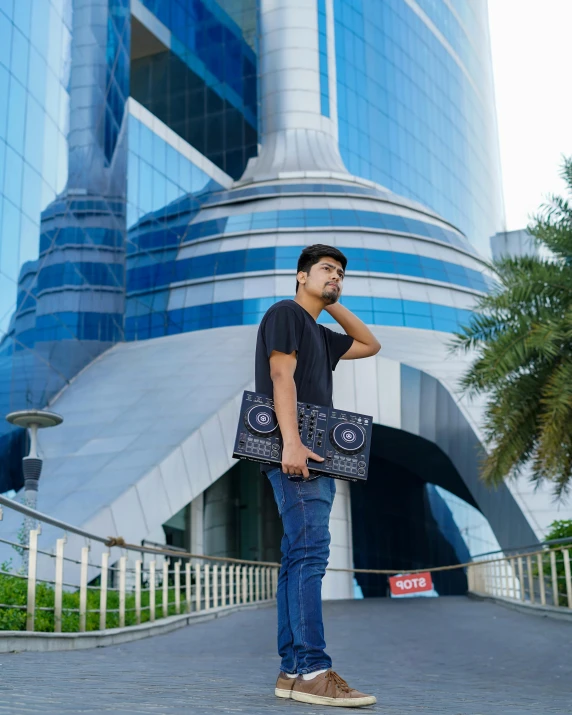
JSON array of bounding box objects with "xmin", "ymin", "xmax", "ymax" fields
[{"xmin": 232, "ymin": 391, "xmax": 372, "ymax": 482}]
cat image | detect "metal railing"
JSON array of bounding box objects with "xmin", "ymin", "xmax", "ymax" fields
[
  {"xmin": 0, "ymin": 495, "xmax": 279, "ymax": 634},
  {"xmin": 467, "ymin": 543, "xmax": 572, "ymax": 610},
  {"xmin": 2, "ymin": 492, "xmax": 572, "ymax": 635}
]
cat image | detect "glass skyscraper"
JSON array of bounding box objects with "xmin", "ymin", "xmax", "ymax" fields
[{"xmin": 0, "ymin": 0, "xmax": 554, "ymax": 597}]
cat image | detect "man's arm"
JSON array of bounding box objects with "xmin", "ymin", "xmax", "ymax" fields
[
  {"xmin": 269, "ymin": 351, "xmax": 323, "ymax": 478},
  {"xmin": 325, "ymin": 302, "xmax": 381, "ymax": 359}
]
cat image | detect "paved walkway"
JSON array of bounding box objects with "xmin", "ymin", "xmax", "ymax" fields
[{"xmin": 1, "ymin": 597, "xmax": 571, "ymax": 714}]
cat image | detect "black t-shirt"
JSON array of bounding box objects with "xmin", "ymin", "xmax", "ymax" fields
[{"xmin": 255, "ymin": 300, "xmax": 354, "ymax": 408}]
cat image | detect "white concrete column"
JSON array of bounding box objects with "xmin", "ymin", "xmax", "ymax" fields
[
  {"xmin": 240, "ymin": 0, "xmax": 348, "ymax": 181},
  {"xmin": 323, "ymin": 480, "xmax": 354, "ymax": 599},
  {"xmin": 190, "ymin": 492, "xmax": 204, "ymax": 555}
]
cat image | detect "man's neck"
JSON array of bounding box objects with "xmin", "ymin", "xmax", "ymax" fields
[{"xmin": 293, "ymin": 293, "xmax": 325, "ymax": 321}]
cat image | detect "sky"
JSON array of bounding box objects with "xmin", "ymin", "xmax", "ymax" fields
[{"xmin": 488, "ymin": 0, "xmax": 572, "ymax": 231}]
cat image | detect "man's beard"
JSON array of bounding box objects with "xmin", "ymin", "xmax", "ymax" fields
[{"xmin": 322, "ymin": 286, "xmax": 340, "ymax": 304}]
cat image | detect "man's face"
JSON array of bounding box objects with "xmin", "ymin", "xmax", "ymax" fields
[{"xmin": 298, "ymin": 257, "xmax": 345, "ymax": 304}]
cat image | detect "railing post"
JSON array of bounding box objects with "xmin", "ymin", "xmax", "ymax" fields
[
  {"xmin": 537, "ymin": 553, "xmax": 546, "ymax": 606},
  {"xmin": 229, "ymin": 564, "xmax": 235, "ymax": 606},
  {"xmin": 517, "ymin": 557, "xmax": 525, "ymax": 601},
  {"xmin": 526, "ymin": 555, "xmax": 534, "ymax": 604},
  {"xmin": 255, "ymin": 566, "xmax": 261, "ymax": 601},
  {"xmin": 135, "ymin": 560, "xmax": 142, "ymax": 625},
  {"xmin": 242, "ymin": 566, "xmax": 248, "ymax": 604},
  {"xmin": 204, "ymin": 564, "xmax": 210, "ymax": 610},
  {"xmin": 563, "ymin": 549, "xmax": 572, "ymax": 609},
  {"xmin": 175, "ymin": 560, "xmax": 181, "ymax": 615},
  {"xmin": 248, "ymin": 566, "xmax": 254, "ymax": 603},
  {"xmin": 195, "ymin": 561, "xmax": 202, "ymax": 612},
  {"xmin": 221, "ymin": 565, "xmax": 227, "ymax": 607},
  {"xmin": 26, "ymin": 527, "xmax": 41, "ymax": 632},
  {"xmin": 185, "ymin": 561, "xmax": 191, "ymax": 613},
  {"xmin": 550, "ymin": 550, "xmax": 558, "ymax": 607},
  {"xmin": 119, "ymin": 555, "xmax": 127, "ymax": 628},
  {"xmin": 163, "ymin": 559, "xmax": 169, "ymax": 618},
  {"xmin": 213, "ymin": 565, "xmax": 219, "ymax": 608},
  {"xmin": 54, "ymin": 537, "xmax": 66, "ymax": 633},
  {"xmin": 149, "ymin": 560, "xmax": 156, "ymax": 622},
  {"xmin": 100, "ymin": 551, "xmax": 109, "ymax": 630},
  {"xmin": 509, "ymin": 557, "xmax": 517, "ymax": 599},
  {"xmin": 79, "ymin": 545, "xmax": 90, "ymax": 632}
]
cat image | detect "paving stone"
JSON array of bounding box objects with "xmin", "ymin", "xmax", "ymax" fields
[{"xmin": 1, "ymin": 597, "xmax": 571, "ymax": 714}]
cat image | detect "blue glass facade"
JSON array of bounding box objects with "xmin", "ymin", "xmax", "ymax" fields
[
  {"xmin": 175, "ymin": 208, "xmax": 477, "ymax": 254},
  {"xmin": 126, "ymin": 113, "xmax": 222, "ymax": 229},
  {"xmin": 334, "ymin": 0, "xmax": 503, "ymax": 253},
  {"xmin": 125, "ymin": 293, "xmax": 473, "ymax": 342},
  {"xmin": 125, "ymin": 109, "xmax": 224, "ymax": 337},
  {"xmin": 0, "ymin": 0, "xmax": 71, "ymax": 336},
  {"xmin": 127, "ymin": 246, "xmax": 489, "ymax": 294},
  {"xmin": 0, "ymin": 0, "xmax": 72, "ymax": 490},
  {"xmin": 131, "ymin": 0, "xmax": 257, "ymax": 178},
  {"xmin": 0, "ymin": 0, "xmax": 132, "ymax": 491}
]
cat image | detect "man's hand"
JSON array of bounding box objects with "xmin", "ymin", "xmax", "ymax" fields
[
  {"xmin": 281, "ymin": 440, "xmax": 324, "ymax": 479},
  {"xmin": 269, "ymin": 350, "xmax": 325, "ymax": 479}
]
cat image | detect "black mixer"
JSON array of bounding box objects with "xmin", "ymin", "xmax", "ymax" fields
[{"xmin": 232, "ymin": 391, "xmax": 372, "ymax": 482}]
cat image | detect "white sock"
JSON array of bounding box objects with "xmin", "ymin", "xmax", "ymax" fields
[
  {"xmin": 302, "ymin": 669, "xmax": 328, "ymax": 681},
  {"xmin": 284, "ymin": 673, "xmax": 297, "ymax": 679}
]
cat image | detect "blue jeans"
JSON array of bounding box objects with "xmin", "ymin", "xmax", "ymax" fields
[{"xmin": 266, "ymin": 466, "xmax": 336, "ymax": 674}]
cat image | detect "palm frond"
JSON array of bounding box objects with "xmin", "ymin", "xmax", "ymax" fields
[{"xmin": 451, "ymin": 156, "xmax": 572, "ymax": 498}]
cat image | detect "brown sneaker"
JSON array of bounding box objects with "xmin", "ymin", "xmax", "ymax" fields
[
  {"xmin": 291, "ymin": 670, "xmax": 376, "ymax": 707},
  {"xmin": 275, "ymin": 672, "xmax": 297, "ymax": 699}
]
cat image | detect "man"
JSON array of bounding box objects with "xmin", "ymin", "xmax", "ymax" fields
[{"xmin": 255, "ymin": 244, "xmax": 381, "ymax": 707}]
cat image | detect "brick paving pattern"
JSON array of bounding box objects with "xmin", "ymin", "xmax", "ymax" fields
[{"xmin": 1, "ymin": 597, "xmax": 571, "ymax": 714}]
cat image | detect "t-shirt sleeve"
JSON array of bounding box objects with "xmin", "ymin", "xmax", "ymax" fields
[
  {"xmin": 325, "ymin": 327, "xmax": 354, "ymax": 370},
  {"xmin": 262, "ymin": 305, "xmax": 303, "ymax": 358}
]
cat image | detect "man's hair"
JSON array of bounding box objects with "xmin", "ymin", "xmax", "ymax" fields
[{"xmin": 295, "ymin": 244, "xmax": 348, "ymax": 292}]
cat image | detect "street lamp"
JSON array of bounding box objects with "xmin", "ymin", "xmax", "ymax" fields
[{"xmin": 6, "ymin": 409, "xmax": 63, "ymax": 565}]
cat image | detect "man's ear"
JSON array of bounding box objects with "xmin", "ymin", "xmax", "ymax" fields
[{"xmin": 296, "ymin": 270, "xmax": 307, "ymax": 287}]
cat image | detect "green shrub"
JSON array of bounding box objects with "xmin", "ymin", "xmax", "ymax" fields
[
  {"xmin": 533, "ymin": 520, "xmax": 572, "ymax": 607},
  {"xmin": 0, "ymin": 560, "xmax": 186, "ymax": 632}
]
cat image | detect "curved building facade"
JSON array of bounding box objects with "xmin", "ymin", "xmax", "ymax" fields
[
  {"xmin": 0, "ymin": 0, "xmax": 563, "ymax": 598},
  {"xmin": 334, "ymin": 0, "xmax": 504, "ymax": 254},
  {"xmin": 0, "ymin": 0, "xmax": 130, "ymax": 491}
]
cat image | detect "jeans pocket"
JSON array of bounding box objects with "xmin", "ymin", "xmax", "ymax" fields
[{"xmin": 267, "ymin": 468, "xmax": 286, "ymax": 515}]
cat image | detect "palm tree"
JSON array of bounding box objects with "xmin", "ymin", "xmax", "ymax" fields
[{"xmin": 452, "ymin": 157, "xmax": 572, "ymax": 498}]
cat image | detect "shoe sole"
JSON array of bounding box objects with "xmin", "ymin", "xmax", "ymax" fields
[
  {"xmin": 291, "ymin": 691, "xmax": 377, "ymax": 707},
  {"xmin": 275, "ymin": 687, "xmax": 293, "ymax": 699}
]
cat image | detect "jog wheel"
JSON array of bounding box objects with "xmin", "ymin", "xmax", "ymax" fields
[
  {"xmin": 244, "ymin": 404, "xmax": 279, "ymax": 436},
  {"xmin": 330, "ymin": 422, "xmax": 366, "ymax": 455}
]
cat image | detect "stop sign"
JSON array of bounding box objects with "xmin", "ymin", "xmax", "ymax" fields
[{"xmin": 389, "ymin": 572, "xmax": 434, "ymax": 597}]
